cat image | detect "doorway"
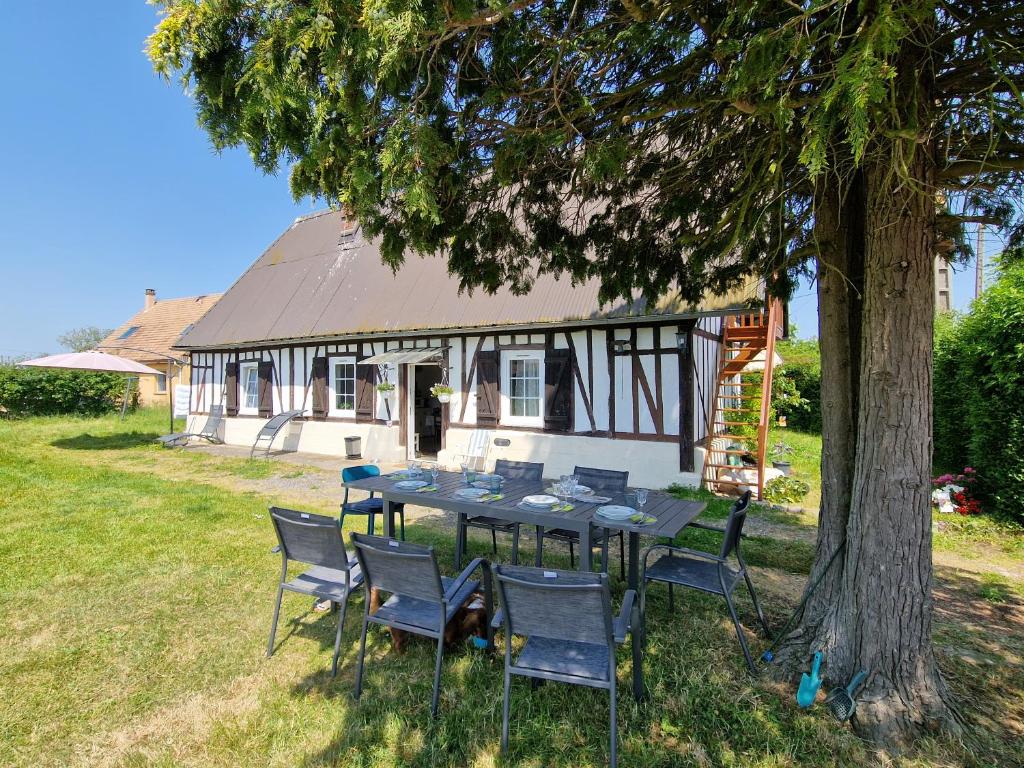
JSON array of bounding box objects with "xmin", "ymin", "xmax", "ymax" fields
[{"xmin": 412, "ymin": 364, "xmax": 444, "ymax": 457}]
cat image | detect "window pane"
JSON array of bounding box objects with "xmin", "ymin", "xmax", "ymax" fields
[{"xmin": 244, "ymin": 368, "xmax": 258, "ymax": 408}]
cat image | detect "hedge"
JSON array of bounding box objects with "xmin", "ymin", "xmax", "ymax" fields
[
  {"xmin": 773, "ymin": 339, "xmax": 821, "ymax": 433},
  {"xmin": 0, "ymin": 364, "xmax": 134, "ymax": 417},
  {"xmin": 933, "ymin": 260, "xmax": 1024, "ymax": 522}
]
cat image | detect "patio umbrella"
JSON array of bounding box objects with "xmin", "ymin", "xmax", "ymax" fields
[
  {"xmin": 19, "ymin": 351, "xmax": 165, "ymax": 422},
  {"xmin": 18, "ymin": 350, "xmax": 164, "ymax": 376}
]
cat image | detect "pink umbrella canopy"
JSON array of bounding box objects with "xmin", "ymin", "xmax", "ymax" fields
[{"xmin": 19, "ymin": 351, "xmax": 163, "ymax": 376}]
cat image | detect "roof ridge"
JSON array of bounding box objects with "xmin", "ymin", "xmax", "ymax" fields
[{"xmin": 292, "ymin": 208, "xmax": 342, "ymax": 226}]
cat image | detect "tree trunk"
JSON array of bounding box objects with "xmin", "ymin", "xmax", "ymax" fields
[
  {"xmin": 770, "ymin": 172, "xmax": 864, "ymax": 670},
  {"xmin": 825, "ymin": 153, "xmax": 957, "ymax": 745}
]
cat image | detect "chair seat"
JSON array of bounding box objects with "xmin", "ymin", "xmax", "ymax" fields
[
  {"xmin": 644, "ymin": 554, "xmax": 739, "ymax": 595},
  {"xmin": 466, "ymin": 515, "xmax": 518, "ymax": 530},
  {"xmin": 373, "ymin": 576, "xmax": 480, "ymax": 634},
  {"xmin": 344, "ymin": 498, "xmax": 385, "ymax": 515},
  {"xmin": 544, "ymin": 527, "xmax": 616, "ymax": 543},
  {"xmin": 513, "ymin": 636, "xmax": 610, "ymax": 683},
  {"xmin": 284, "ymin": 562, "xmax": 363, "ymax": 601}
]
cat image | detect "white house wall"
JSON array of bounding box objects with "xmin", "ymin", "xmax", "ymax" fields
[{"xmin": 185, "ymin": 318, "xmax": 727, "ymax": 487}]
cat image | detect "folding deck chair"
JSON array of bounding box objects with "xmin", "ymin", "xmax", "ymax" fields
[
  {"xmin": 157, "ymin": 405, "xmax": 224, "ymax": 447},
  {"xmin": 250, "ymin": 410, "xmax": 305, "ymax": 458}
]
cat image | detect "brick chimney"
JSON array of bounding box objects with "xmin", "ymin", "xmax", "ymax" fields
[{"xmin": 144, "ymin": 288, "xmax": 156, "ymax": 310}]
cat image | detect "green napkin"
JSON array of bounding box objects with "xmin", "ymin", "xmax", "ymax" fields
[
  {"xmin": 416, "ymin": 485, "xmax": 439, "ymax": 493},
  {"xmin": 482, "ymin": 494, "xmax": 504, "ymax": 502},
  {"xmin": 629, "ymin": 513, "xmax": 657, "ymax": 524},
  {"xmin": 554, "ymin": 503, "xmax": 575, "ymax": 512}
]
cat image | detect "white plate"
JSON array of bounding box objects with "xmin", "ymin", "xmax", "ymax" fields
[
  {"xmin": 596, "ymin": 505, "xmax": 636, "ymax": 520},
  {"xmin": 394, "ymin": 480, "xmax": 429, "ymax": 490},
  {"xmin": 454, "ymin": 487, "xmax": 491, "ymax": 499},
  {"xmin": 523, "ymin": 494, "xmax": 559, "ymax": 507}
]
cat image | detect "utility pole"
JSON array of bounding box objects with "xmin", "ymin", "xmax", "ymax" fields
[{"xmin": 976, "ymin": 223, "xmax": 985, "ymax": 299}]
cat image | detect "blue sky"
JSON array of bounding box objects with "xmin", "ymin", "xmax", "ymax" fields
[{"xmin": 0, "ymin": 4, "xmax": 994, "ymax": 356}]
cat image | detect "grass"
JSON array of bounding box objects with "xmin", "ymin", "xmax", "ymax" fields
[{"xmin": 0, "ymin": 410, "xmax": 1021, "ymax": 767}]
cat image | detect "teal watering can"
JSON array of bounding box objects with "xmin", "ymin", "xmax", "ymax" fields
[{"xmin": 796, "ymin": 651, "xmax": 823, "ymax": 708}]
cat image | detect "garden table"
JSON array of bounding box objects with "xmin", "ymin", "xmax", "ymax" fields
[{"xmin": 342, "ymin": 469, "xmax": 706, "ymax": 591}]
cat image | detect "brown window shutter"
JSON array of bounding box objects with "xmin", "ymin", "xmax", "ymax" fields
[
  {"xmin": 224, "ymin": 361, "xmax": 239, "ymax": 416},
  {"xmin": 544, "ymin": 348, "xmax": 573, "ymax": 432},
  {"xmin": 355, "ymin": 362, "xmax": 375, "ymax": 422},
  {"xmin": 257, "ymin": 361, "xmax": 274, "ymax": 417},
  {"xmin": 476, "ymin": 350, "xmax": 499, "ymax": 425},
  {"xmin": 311, "ymin": 357, "xmax": 328, "ymax": 420}
]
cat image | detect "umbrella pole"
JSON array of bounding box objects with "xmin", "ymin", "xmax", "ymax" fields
[
  {"xmin": 120, "ymin": 377, "xmax": 132, "ymax": 421},
  {"xmin": 168, "ymin": 361, "xmax": 174, "ymax": 434}
]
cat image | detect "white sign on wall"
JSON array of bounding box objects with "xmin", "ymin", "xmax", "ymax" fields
[{"xmin": 173, "ymin": 385, "xmax": 191, "ymax": 418}]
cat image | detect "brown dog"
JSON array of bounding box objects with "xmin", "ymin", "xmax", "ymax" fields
[{"xmin": 369, "ymin": 588, "xmax": 488, "ymax": 653}]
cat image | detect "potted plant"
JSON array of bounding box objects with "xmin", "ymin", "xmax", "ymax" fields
[
  {"xmin": 376, "ymin": 381, "xmax": 395, "ymax": 401},
  {"xmin": 429, "ymin": 383, "xmax": 454, "ymax": 403}
]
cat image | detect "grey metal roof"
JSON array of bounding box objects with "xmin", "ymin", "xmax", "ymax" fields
[{"xmin": 176, "ymin": 209, "xmax": 759, "ymax": 350}]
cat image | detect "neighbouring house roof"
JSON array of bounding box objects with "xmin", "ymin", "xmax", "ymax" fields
[
  {"xmin": 176, "ymin": 209, "xmax": 762, "ymax": 350},
  {"xmin": 101, "ymin": 293, "xmax": 223, "ymax": 363}
]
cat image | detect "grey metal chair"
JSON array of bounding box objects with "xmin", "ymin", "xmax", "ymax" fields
[
  {"xmin": 250, "ymin": 409, "xmax": 305, "ymax": 458},
  {"xmin": 266, "ymin": 506, "xmax": 363, "ymax": 676},
  {"xmin": 350, "ymin": 533, "xmax": 494, "ymax": 718},
  {"xmin": 494, "ymin": 564, "xmax": 640, "ymax": 768},
  {"xmin": 157, "ymin": 405, "xmax": 224, "ymax": 446},
  {"xmin": 640, "ymin": 490, "xmax": 769, "ymax": 672},
  {"xmin": 457, "ymin": 459, "xmax": 543, "ymax": 567},
  {"xmin": 537, "ymin": 466, "xmax": 627, "ymax": 579}
]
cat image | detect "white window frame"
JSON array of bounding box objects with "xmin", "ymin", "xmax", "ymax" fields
[
  {"xmin": 239, "ymin": 362, "xmax": 259, "ymax": 415},
  {"xmin": 154, "ymin": 372, "xmax": 168, "ymax": 394},
  {"xmin": 500, "ymin": 350, "xmax": 545, "ymax": 428},
  {"xmin": 328, "ymin": 355, "xmax": 357, "ymax": 418}
]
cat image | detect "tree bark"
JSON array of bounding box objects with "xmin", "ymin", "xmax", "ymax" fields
[
  {"xmin": 826, "ymin": 152, "xmax": 957, "ymax": 745},
  {"xmin": 770, "ymin": 172, "xmax": 864, "ymax": 670}
]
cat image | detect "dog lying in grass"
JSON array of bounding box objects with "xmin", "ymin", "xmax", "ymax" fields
[{"xmin": 368, "ymin": 588, "xmax": 488, "ymax": 652}]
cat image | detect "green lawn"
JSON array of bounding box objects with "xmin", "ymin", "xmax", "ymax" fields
[{"xmin": 0, "ymin": 411, "xmax": 1021, "ymax": 767}]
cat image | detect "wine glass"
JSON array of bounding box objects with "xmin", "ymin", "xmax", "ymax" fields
[
  {"xmin": 430, "ymin": 463, "xmax": 440, "ymax": 488},
  {"xmin": 636, "ymin": 488, "xmax": 649, "ymax": 521},
  {"xmin": 558, "ymin": 475, "xmax": 571, "ymax": 507}
]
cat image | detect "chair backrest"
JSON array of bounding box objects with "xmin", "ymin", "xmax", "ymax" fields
[
  {"xmin": 464, "ymin": 430, "xmax": 492, "ymax": 458},
  {"xmin": 201, "ymin": 406, "xmax": 224, "ymax": 435},
  {"xmin": 350, "ymin": 533, "xmax": 445, "ymax": 603},
  {"xmin": 719, "ymin": 490, "xmax": 752, "ymax": 559},
  {"xmin": 495, "ymin": 564, "xmax": 613, "ymax": 647},
  {"xmin": 342, "ymin": 464, "xmax": 381, "ymax": 483},
  {"xmin": 573, "ymin": 466, "xmax": 629, "ymax": 494},
  {"xmin": 258, "ymin": 409, "xmax": 302, "ymax": 438},
  {"xmin": 270, "ymin": 506, "xmax": 351, "ymax": 571},
  {"xmin": 493, "ymin": 459, "xmax": 544, "ymax": 482}
]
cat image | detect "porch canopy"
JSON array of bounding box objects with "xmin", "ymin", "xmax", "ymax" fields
[{"xmin": 359, "ymin": 347, "xmax": 447, "ymax": 365}]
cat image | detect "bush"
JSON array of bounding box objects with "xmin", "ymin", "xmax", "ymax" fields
[
  {"xmin": 764, "ymin": 475, "xmax": 811, "ymax": 504},
  {"xmin": 933, "ymin": 260, "xmax": 1024, "ymax": 523},
  {"xmin": 773, "ymin": 339, "xmax": 821, "ymax": 433},
  {"xmin": 0, "ymin": 364, "xmax": 133, "ymax": 416}
]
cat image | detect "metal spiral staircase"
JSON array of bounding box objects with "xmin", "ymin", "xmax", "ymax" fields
[{"xmin": 701, "ymin": 299, "xmax": 783, "ymax": 500}]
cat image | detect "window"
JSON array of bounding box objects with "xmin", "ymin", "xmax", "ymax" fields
[
  {"xmin": 118, "ymin": 326, "xmax": 140, "ymax": 339},
  {"xmin": 240, "ymin": 362, "xmax": 259, "ymax": 414},
  {"xmin": 501, "ymin": 351, "xmax": 544, "ymax": 427},
  {"xmin": 154, "ymin": 373, "xmax": 167, "ymax": 393},
  {"xmin": 329, "ymin": 356, "xmax": 356, "ymax": 417}
]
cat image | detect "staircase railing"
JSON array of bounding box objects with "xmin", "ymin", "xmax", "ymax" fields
[{"xmin": 755, "ymin": 298, "xmax": 783, "ymax": 499}]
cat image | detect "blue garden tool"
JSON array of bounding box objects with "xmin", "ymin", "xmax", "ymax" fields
[
  {"xmin": 796, "ymin": 651, "xmax": 824, "ymax": 708},
  {"xmin": 826, "ymin": 669, "xmax": 869, "ymax": 722}
]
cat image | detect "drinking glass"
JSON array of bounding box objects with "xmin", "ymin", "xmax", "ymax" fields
[
  {"xmin": 636, "ymin": 488, "xmax": 649, "ymax": 519},
  {"xmin": 568, "ymin": 474, "xmax": 580, "ymax": 500},
  {"xmin": 460, "ymin": 462, "xmax": 469, "ymax": 484},
  {"xmin": 558, "ymin": 475, "xmax": 571, "ymax": 506},
  {"xmin": 490, "ymin": 474, "xmax": 502, "ymax": 494},
  {"xmin": 430, "ymin": 463, "xmax": 440, "ymax": 487}
]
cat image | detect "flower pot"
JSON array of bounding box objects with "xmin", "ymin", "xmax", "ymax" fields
[
  {"xmin": 772, "ymin": 460, "xmax": 792, "ymax": 476},
  {"xmin": 437, "ymin": 393, "xmax": 451, "ymax": 404}
]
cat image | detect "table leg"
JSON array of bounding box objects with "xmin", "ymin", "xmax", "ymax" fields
[
  {"xmin": 455, "ymin": 512, "xmax": 466, "ymax": 570},
  {"xmin": 383, "ymin": 499, "xmax": 396, "ymax": 538},
  {"xmin": 578, "ymin": 526, "xmax": 593, "ymax": 572},
  {"xmin": 628, "ymin": 532, "xmax": 640, "ymax": 590},
  {"xmin": 535, "ymin": 526, "xmax": 544, "ymax": 567}
]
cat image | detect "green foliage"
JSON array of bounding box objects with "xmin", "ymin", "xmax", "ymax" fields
[
  {"xmin": 57, "ymin": 326, "xmax": 112, "ymax": 353},
  {"xmin": 772, "ymin": 339, "xmax": 821, "ymax": 433},
  {"xmin": 933, "ymin": 260, "xmax": 1024, "ymax": 522},
  {"xmin": 764, "ymin": 475, "xmax": 811, "ymax": 505},
  {"xmin": 0, "ymin": 364, "xmax": 133, "ymax": 417}
]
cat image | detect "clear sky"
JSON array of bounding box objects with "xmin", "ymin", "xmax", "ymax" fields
[{"xmin": 0, "ymin": 4, "xmax": 996, "ymax": 355}]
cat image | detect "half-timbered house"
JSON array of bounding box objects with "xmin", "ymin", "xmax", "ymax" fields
[{"xmin": 175, "ymin": 209, "xmax": 781, "ymax": 490}]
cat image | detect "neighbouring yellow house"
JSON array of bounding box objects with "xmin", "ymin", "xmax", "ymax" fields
[{"xmin": 101, "ymin": 289, "xmax": 222, "ymax": 407}]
